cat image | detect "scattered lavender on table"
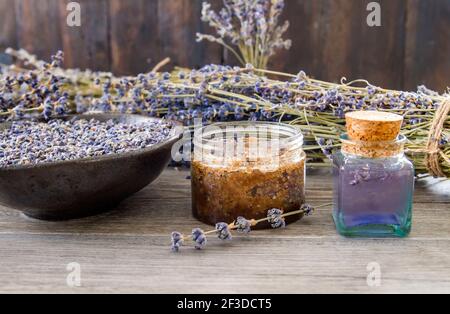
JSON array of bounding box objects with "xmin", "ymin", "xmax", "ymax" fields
[
  {"xmin": 171, "ymin": 204, "xmax": 323, "ymax": 252},
  {"xmin": 0, "ymin": 118, "xmax": 173, "ymax": 168}
]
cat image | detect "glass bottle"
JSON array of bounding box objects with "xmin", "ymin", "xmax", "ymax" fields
[
  {"xmin": 333, "ymin": 111, "xmax": 414, "ymax": 237},
  {"xmin": 191, "ymin": 122, "xmax": 306, "ymax": 228}
]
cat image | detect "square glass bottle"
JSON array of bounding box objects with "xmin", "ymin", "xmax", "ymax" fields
[{"xmin": 333, "ymin": 112, "xmax": 414, "ymax": 237}]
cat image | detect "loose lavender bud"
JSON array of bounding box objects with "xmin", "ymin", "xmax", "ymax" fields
[
  {"xmin": 171, "ymin": 232, "xmax": 184, "ymax": 252},
  {"xmin": 301, "ymin": 204, "xmax": 315, "ymax": 216},
  {"xmin": 192, "ymin": 228, "xmax": 207, "ymax": 250},
  {"xmin": 267, "ymin": 208, "xmax": 286, "ymax": 229},
  {"xmin": 215, "ymin": 222, "xmax": 232, "ymax": 240},
  {"xmin": 0, "ymin": 118, "xmax": 173, "ymax": 168},
  {"xmin": 235, "ymin": 216, "xmax": 252, "ymax": 234}
]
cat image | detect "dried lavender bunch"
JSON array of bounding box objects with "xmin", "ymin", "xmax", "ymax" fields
[
  {"xmin": 1, "ymin": 49, "xmax": 448, "ymax": 177},
  {"xmin": 170, "ymin": 203, "xmax": 326, "ymax": 252},
  {"xmin": 197, "ymin": 0, "xmax": 291, "ymax": 69}
]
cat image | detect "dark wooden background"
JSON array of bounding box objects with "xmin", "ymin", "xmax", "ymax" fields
[{"xmin": 0, "ymin": 0, "xmax": 448, "ymax": 92}]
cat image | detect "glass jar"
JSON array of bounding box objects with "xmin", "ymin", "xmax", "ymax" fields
[
  {"xmin": 333, "ymin": 134, "xmax": 414, "ymax": 237},
  {"xmin": 192, "ymin": 122, "xmax": 306, "ymax": 228}
]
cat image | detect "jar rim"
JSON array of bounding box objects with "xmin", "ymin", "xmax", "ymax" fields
[{"xmin": 194, "ymin": 121, "xmax": 304, "ymax": 148}]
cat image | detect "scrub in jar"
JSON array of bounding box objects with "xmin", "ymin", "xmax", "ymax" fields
[{"xmin": 192, "ymin": 122, "xmax": 306, "ymax": 228}]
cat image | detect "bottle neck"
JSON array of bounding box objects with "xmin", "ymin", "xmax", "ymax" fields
[
  {"xmin": 340, "ymin": 150, "xmax": 405, "ymax": 160},
  {"xmin": 340, "ymin": 134, "xmax": 406, "ymax": 158}
]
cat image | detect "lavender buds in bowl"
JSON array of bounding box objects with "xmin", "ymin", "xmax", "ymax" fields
[{"xmin": 0, "ymin": 113, "xmax": 183, "ymax": 220}]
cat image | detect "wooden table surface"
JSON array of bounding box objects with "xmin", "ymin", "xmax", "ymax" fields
[{"xmin": 0, "ymin": 168, "xmax": 449, "ymax": 294}]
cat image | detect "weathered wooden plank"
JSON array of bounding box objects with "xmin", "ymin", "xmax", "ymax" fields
[
  {"xmin": 157, "ymin": 0, "xmax": 222, "ymax": 69},
  {"xmin": 267, "ymin": 0, "xmax": 407, "ymax": 90},
  {"xmin": 0, "ymin": 233, "xmax": 449, "ymax": 293},
  {"xmin": 0, "ymin": 170, "xmax": 448, "ymax": 239},
  {"xmin": 14, "ymin": 0, "xmax": 63, "ymax": 63},
  {"xmin": 109, "ymin": 0, "xmax": 160, "ymax": 75},
  {"xmin": 405, "ymin": 0, "xmax": 450, "ymax": 93},
  {"xmin": 0, "ymin": 169, "xmax": 449, "ymax": 293},
  {"xmin": 57, "ymin": 0, "xmax": 110, "ymax": 71},
  {"xmin": 0, "ymin": 0, "xmax": 17, "ymax": 51}
]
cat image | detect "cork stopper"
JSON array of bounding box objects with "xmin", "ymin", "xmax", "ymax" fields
[
  {"xmin": 343, "ymin": 111, "xmax": 405, "ymax": 158},
  {"xmin": 346, "ymin": 111, "xmax": 403, "ymax": 142}
]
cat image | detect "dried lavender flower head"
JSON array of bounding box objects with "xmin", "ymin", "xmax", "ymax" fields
[
  {"xmin": 197, "ymin": 0, "xmax": 291, "ymax": 68},
  {"xmin": 235, "ymin": 216, "xmax": 252, "ymax": 233},
  {"xmin": 215, "ymin": 222, "xmax": 232, "ymax": 240},
  {"xmin": 171, "ymin": 232, "xmax": 184, "ymax": 252},
  {"xmin": 267, "ymin": 208, "xmax": 286, "ymax": 229},
  {"xmin": 301, "ymin": 204, "xmax": 315, "ymax": 216},
  {"xmin": 192, "ymin": 228, "xmax": 207, "ymax": 250}
]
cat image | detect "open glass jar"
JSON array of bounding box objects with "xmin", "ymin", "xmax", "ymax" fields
[
  {"xmin": 333, "ymin": 134, "xmax": 414, "ymax": 237},
  {"xmin": 192, "ymin": 122, "xmax": 306, "ymax": 228}
]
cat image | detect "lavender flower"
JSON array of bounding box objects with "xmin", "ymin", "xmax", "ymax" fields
[
  {"xmin": 301, "ymin": 204, "xmax": 315, "ymax": 216},
  {"xmin": 197, "ymin": 0, "xmax": 291, "ymax": 69},
  {"xmin": 12, "ymin": 103, "xmax": 25, "ymax": 119},
  {"xmin": 192, "ymin": 228, "xmax": 207, "ymax": 250},
  {"xmin": 267, "ymin": 208, "xmax": 286, "ymax": 229},
  {"xmin": 215, "ymin": 222, "xmax": 232, "ymax": 240},
  {"xmin": 234, "ymin": 216, "xmax": 252, "ymax": 233},
  {"xmin": 42, "ymin": 97, "xmax": 53, "ymax": 120},
  {"xmin": 171, "ymin": 232, "xmax": 184, "ymax": 252},
  {"xmin": 0, "ymin": 118, "xmax": 173, "ymax": 168},
  {"xmin": 1, "ymin": 48, "xmax": 447, "ymax": 178}
]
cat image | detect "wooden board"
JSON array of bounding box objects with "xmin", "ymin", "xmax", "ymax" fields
[
  {"xmin": 405, "ymin": 0, "xmax": 450, "ymax": 93},
  {"xmin": 58, "ymin": 0, "xmax": 110, "ymax": 71},
  {"xmin": 14, "ymin": 0, "xmax": 63, "ymax": 63},
  {"xmin": 0, "ymin": 0, "xmax": 447, "ymax": 91},
  {"xmin": 0, "ymin": 169, "xmax": 449, "ymax": 293},
  {"xmin": 267, "ymin": 0, "xmax": 407, "ymax": 90}
]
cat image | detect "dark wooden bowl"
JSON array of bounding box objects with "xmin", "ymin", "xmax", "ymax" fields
[{"xmin": 0, "ymin": 114, "xmax": 184, "ymax": 220}]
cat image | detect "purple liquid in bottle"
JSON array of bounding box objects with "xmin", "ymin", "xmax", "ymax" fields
[{"xmin": 333, "ymin": 152, "xmax": 414, "ymax": 237}]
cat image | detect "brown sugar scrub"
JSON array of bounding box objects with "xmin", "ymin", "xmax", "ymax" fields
[{"xmin": 192, "ymin": 122, "xmax": 306, "ymax": 228}]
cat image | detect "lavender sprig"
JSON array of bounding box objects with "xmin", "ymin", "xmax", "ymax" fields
[
  {"xmin": 197, "ymin": 0, "xmax": 291, "ymax": 69},
  {"xmin": 170, "ymin": 203, "xmax": 328, "ymax": 252}
]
